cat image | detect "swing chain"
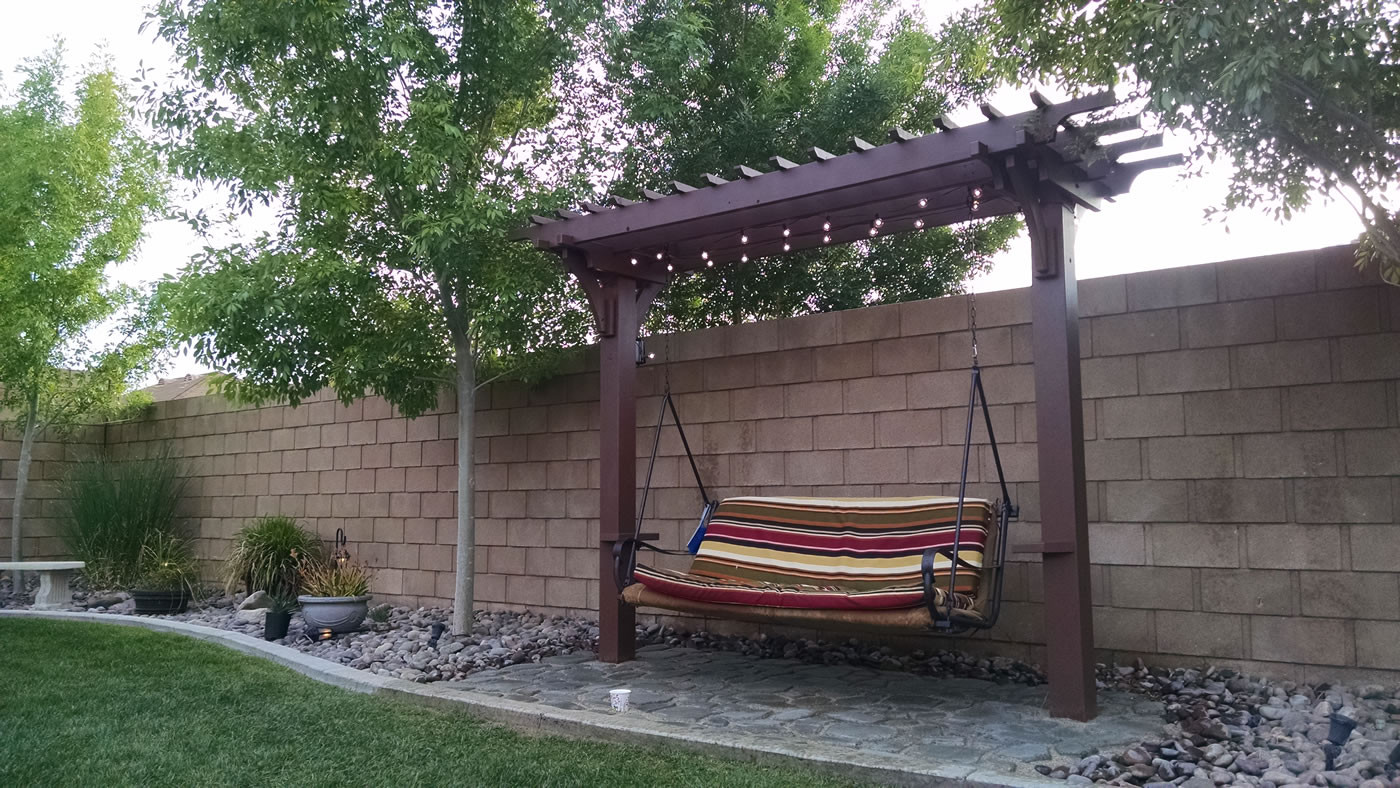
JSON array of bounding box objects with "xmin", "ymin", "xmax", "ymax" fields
[{"xmin": 968, "ymin": 286, "xmax": 979, "ymax": 366}]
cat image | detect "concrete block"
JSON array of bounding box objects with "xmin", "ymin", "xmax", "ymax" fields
[
  {"xmin": 1275, "ymin": 289, "xmax": 1382, "ymax": 339},
  {"xmin": 874, "ymin": 410, "xmax": 942, "ymax": 448},
  {"xmin": 1185, "ymin": 389, "xmax": 1282, "ymax": 434},
  {"xmin": 731, "ymin": 453, "xmax": 785, "ymax": 486},
  {"xmin": 785, "ymin": 451, "xmax": 844, "ymax": 485},
  {"xmin": 1079, "ymin": 275, "xmax": 1127, "ymax": 317},
  {"xmin": 842, "ymin": 376, "xmax": 908, "ymax": 413},
  {"xmin": 814, "ymin": 414, "xmax": 875, "ymax": 450},
  {"xmin": 1338, "ymin": 333, "xmax": 1400, "ymax": 381},
  {"xmin": 1233, "ymin": 339, "xmax": 1332, "ymax": 388},
  {"xmin": 1344, "ymin": 429, "xmax": 1400, "ymax": 476},
  {"xmin": 874, "ymin": 336, "xmax": 940, "ymax": 376},
  {"xmin": 1288, "ymin": 382, "xmax": 1389, "ymax": 430},
  {"xmin": 729, "ymin": 320, "xmax": 779, "ymax": 355},
  {"xmin": 1127, "ymin": 265, "xmax": 1218, "ymax": 310},
  {"xmin": 1241, "ymin": 433, "xmax": 1337, "ymax": 478},
  {"xmin": 1183, "ymin": 299, "xmax": 1276, "ymax": 348},
  {"xmin": 814, "ymin": 343, "xmax": 873, "ymax": 380},
  {"xmin": 1199, "ymin": 569, "xmax": 1294, "ymax": 615},
  {"xmin": 1293, "ymin": 478, "xmax": 1393, "ymax": 523},
  {"xmin": 703, "ymin": 355, "xmax": 755, "ymax": 391},
  {"xmin": 1090, "ymin": 522, "xmax": 1147, "ymax": 565},
  {"xmin": 908, "ymin": 370, "xmax": 971, "ymax": 409},
  {"xmin": 731, "ymin": 386, "xmax": 784, "ymax": 419},
  {"xmin": 1191, "ymin": 479, "xmax": 1287, "ymax": 522},
  {"xmin": 839, "ymin": 302, "xmax": 901, "ymax": 342},
  {"xmin": 1081, "ymin": 356, "xmax": 1138, "ymax": 399},
  {"xmin": 1101, "ymin": 395, "xmax": 1184, "ymax": 438},
  {"xmin": 940, "ymin": 327, "xmax": 1012, "ymax": 370},
  {"xmin": 783, "ymin": 382, "xmax": 842, "ymax": 417},
  {"xmin": 1299, "ymin": 571, "xmax": 1400, "ymax": 619},
  {"xmin": 900, "ymin": 296, "xmax": 968, "ymax": 337},
  {"xmin": 1093, "ymin": 607, "xmax": 1154, "ymax": 652},
  {"xmin": 1250, "ymin": 615, "xmax": 1351, "ymax": 666},
  {"xmin": 1247, "ymin": 524, "xmax": 1343, "ymax": 570},
  {"xmin": 1085, "ymin": 439, "xmax": 1142, "ymax": 481},
  {"xmin": 1091, "ymin": 310, "xmax": 1179, "ymax": 356},
  {"xmin": 844, "ymin": 448, "xmax": 909, "ymax": 485},
  {"xmin": 757, "ymin": 418, "xmax": 813, "ymax": 452},
  {"xmin": 1216, "ymin": 249, "xmax": 1319, "ymax": 300},
  {"xmin": 909, "ymin": 446, "xmax": 978, "ymax": 484},
  {"xmin": 1156, "ymin": 611, "xmax": 1245, "ymax": 659},
  {"xmin": 1109, "ymin": 565, "xmax": 1194, "ymax": 609},
  {"xmin": 1146, "ymin": 436, "xmax": 1234, "ymax": 479},
  {"xmin": 1138, "ymin": 349, "xmax": 1231, "ymax": 394},
  {"xmin": 1356, "ymin": 621, "xmax": 1400, "ymax": 670},
  {"xmin": 778, "ymin": 311, "xmax": 839, "ymax": 349},
  {"xmin": 1105, "ymin": 480, "xmax": 1188, "ymax": 522},
  {"xmin": 1149, "ymin": 523, "xmax": 1240, "ymax": 568}
]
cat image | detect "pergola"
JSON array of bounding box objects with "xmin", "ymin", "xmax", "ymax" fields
[{"xmin": 516, "ymin": 90, "xmax": 1180, "ymax": 721}]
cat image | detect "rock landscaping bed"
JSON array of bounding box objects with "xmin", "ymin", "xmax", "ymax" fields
[{"xmin": 6, "ymin": 575, "xmax": 1398, "ymax": 787}]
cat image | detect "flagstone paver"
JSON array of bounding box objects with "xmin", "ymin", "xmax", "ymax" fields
[{"xmin": 445, "ymin": 645, "xmax": 1165, "ymax": 775}]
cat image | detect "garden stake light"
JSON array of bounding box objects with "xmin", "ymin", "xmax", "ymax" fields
[{"xmin": 1323, "ymin": 713, "xmax": 1358, "ymax": 771}]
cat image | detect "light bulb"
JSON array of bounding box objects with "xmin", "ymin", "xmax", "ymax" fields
[
  {"xmin": 706, "ymin": 259, "xmax": 714, "ymax": 267},
  {"xmin": 823, "ymin": 234, "xmax": 831, "ymax": 243},
  {"xmin": 822, "ymin": 219, "xmax": 831, "ymax": 232},
  {"xmin": 655, "ymin": 251, "xmax": 664, "ymax": 260},
  {"xmin": 971, "ymin": 200, "xmax": 980, "ymax": 212},
  {"xmin": 740, "ymin": 233, "xmax": 748, "ymax": 244},
  {"xmin": 914, "ymin": 218, "xmax": 924, "ymax": 229},
  {"xmin": 700, "ymin": 251, "xmax": 708, "ymax": 260},
  {"xmin": 873, "ymin": 216, "xmax": 883, "ymax": 227},
  {"xmin": 868, "ymin": 226, "xmax": 878, "ymax": 236},
  {"xmin": 782, "ymin": 226, "xmax": 791, "ymax": 238},
  {"xmin": 972, "ymin": 187, "xmax": 983, "ymax": 198},
  {"xmin": 917, "ymin": 197, "xmax": 927, "ymax": 208},
  {"xmin": 666, "ymin": 262, "xmax": 674, "ymax": 271},
  {"xmin": 740, "ymin": 253, "xmax": 748, "ymax": 263},
  {"xmin": 629, "ymin": 257, "xmax": 638, "ymax": 266},
  {"xmin": 783, "ymin": 242, "xmax": 791, "ymax": 252}
]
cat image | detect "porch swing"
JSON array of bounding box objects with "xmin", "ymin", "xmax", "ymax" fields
[{"xmin": 615, "ymin": 293, "xmax": 1018, "ymax": 634}]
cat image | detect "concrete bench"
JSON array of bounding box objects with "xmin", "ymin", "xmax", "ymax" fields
[{"xmin": 0, "ymin": 562, "xmax": 84, "ymax": 610}]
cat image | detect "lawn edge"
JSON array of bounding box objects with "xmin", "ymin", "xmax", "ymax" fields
[{"xmin": 0, "ymin": 609, "xmax": 1055, "ymax": 788}]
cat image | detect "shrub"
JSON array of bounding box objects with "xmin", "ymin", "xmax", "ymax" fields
[
  {"xmin": 299, "ymin": 559, "xmax": 372, "ymax": 598},
  {"xmin": 224, "ymin": 516, "xmax": 323, "ymax": 597},
  {"xmin": 59, "ymin": 448, "xmax": 188, "ymax": 590},
  {"xmin": 135, "ymin": 534, "xmax": 200, "ymax": 596}
]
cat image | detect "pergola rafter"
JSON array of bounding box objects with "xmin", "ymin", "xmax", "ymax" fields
[{"xmin": 516, "ymin": 91, "xmax": 1181, "ymax": 721}]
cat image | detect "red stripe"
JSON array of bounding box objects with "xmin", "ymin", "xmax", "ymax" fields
[{"xmin": 635, "ymin": 566, "xmax": 926, "ymax": 610}]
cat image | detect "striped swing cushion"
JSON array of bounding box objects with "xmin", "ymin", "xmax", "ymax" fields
[{"xmin": 634, "ymin": 495, "xmax": 992, "ymax": 610}]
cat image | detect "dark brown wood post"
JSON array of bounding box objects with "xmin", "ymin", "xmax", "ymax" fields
[
  {"xmin": 596, "ymin": 273, "xmax": 639, "ymax": 663},
  {"xmin": 1028, "ymin": 200, "xmax": 1097, "ymax": 721}
]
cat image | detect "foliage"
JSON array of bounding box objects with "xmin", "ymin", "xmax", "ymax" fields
[
  {"xmin": 606, "ymin": 0, "xmax": 1020, "ymax": 330},
  {"xmin": 1, "ymin": 618, "xmax": 852, "ymax": 787},
  {"xmin": 223, "ymin": 516, "xmax": 322, "ymax": 597},
  {"xmin": 58, "ymin": 448, "xmax": 188, "ymax": 590},
  {"xmin": 985, "ymin": 0, "xmax": 1400, "ymax": 284},
  {"xmin": 367, "ymin": 603, "xmax": 392, "ymax": 624},
  {"xmin": 145, "ymin": 0, "xmax": 611, "ymax": 628},
  {"xmin": 267, "ymin": 593, "xmax": 298, "ymax": 615},
  {"xmin": 298, "ymin": 558, "xmax": 373, "ymax": 599},
  {"xmin": 134, "ymin": 533, "xmax": 200, "ymax": 595},
  {"xmin": 0, "ymin": 44, "xmax": 168, "ymax": 564}
]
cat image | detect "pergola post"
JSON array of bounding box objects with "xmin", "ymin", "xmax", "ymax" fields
[{"xmin": 1027, "ymin": 200, "xmax": 1097, "ymax": 721}]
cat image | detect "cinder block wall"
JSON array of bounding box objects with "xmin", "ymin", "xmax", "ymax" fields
[
  {"xmin": 0, "ymin": 423, "xmax": 105, "ymax": 562},
  {"xmin": 13, "ymin": 243, "xmax": 1400, "ymax": 682}
]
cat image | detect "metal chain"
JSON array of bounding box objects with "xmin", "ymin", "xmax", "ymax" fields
[
  {"xmin": 663, "ymin": 275, "xmax": 674, "ymax": 395},
  {"xmin": 968, "ymin": 285, "xmax": 979, "ymax": 366}
]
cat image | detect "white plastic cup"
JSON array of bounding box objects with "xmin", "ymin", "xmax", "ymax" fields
[{"xmin": 609, "ymin": 688, "xmax": 631, "ymax": 713}]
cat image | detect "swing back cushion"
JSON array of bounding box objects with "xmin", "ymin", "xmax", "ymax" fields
[{"xmin": 633, "ymin": 495, "xmax": 993, "ymax": 611}]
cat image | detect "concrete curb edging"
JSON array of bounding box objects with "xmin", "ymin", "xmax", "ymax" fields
[{"xmin": 1, "ymin": 609, "xmax": 1057, "ymax": 787}]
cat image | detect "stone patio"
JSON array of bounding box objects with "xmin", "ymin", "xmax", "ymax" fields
[{"xmin": 446, "ymin": 643, "xmax": 1167, "ymax": 780}]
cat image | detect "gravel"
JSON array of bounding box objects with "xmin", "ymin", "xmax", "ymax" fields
[{"xmin": 7, "ymin": 579, "xmax": 1398, "ymax": 786}]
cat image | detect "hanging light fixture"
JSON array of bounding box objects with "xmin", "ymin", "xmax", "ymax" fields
[
  {"xmin": 917, "ymin": 197, "xmax": 928, "ymax": 208},
  {"xmin": 822, "ymin": 234, "xmax": 831, "ymax": 244},
  {"xmin": 782, "ymin": 242, "xmax": 791, "ymax": 252},
  {"xmin": 700, "ymin": 251, "xmax": 708, "ymax": 261},
  {"xmin": 629, "ymin": 256, "xmax": 638, "ymax": 266},
  {"xmin": 914, "ymin": 218, "xmax": 924, "ymax": 229},
  {"xmin": 740, "ymin": 253, "xmax": 748, "ymax": 263},
  {"xmin": 782, "ymin": 225, "xmax": 791, "ymax": 238},
  {"xmin": 666, "ymin": 262, "xmax": 674, "ymax": 272},
  {"xmin": 822, "ymin": 218, "xmax": 831, "ymax": 232},
  {"xmin": 655, "ymin": 251, "xmax": 664, "ymax": 260},
  {"xmin": 740, "ymin": 232, "xmax": 749, "ymax": 244},
  {"xmin": 706, "ymin": 258, "xmax": 714, "ymax": 267},
  {"xmin": 873, "ymin": 216, "xmax": 883, "ymax": 228}
]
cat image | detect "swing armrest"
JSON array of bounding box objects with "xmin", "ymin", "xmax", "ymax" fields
[{"xmin": 612, "ymin": 536, "xmax": 691, "ymax": 592}]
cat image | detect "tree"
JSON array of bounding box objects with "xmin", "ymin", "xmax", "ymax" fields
[
  {"xmin": 0, "ymin": 46, "xmax": 166, "ymax": 576},
  {"xmin": 147, "ymin": 0, "xmax": 604, "ymax": 633},
  {"xmin": 985, "ymin": 0, "xmax": 1400, "ymax": 284},
  {"xmin": 606, "ymin": 0, "xmax": 1020, "ymax": 331}
]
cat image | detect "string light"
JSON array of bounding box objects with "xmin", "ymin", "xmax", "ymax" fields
[
  {"xmin": 822, "ymin": 234, "xmax": 831, "ymax": 244},
  {"xmin": 972, "ymin": 187, "xmax": 983, "ymax": 198},
  {"xmin": 706, "ymin": 258, "xmax": 714, "ymax": 267},
  {"xmin": 666, "ymin": 262, "xmax": 674, "ymax": 272},
  {"xmin": 917, "ymin": 197, "xmax": 928, "ymax": 208},
  {"xmin": 873, "ymin": 216, "xmax": 883, "ymax": 228},
  {"xmin": 822, "ymin": 218, "xmax": 831, "ymax": 232},
  {"xmin": 700, "ymin": 251, "xmax": 709, "ymax": 261},
  {"xmin": 868, "ymin": 225, "xmax": 878, "ymax": 236},
  {"xmin": 914, "ymin": 218, "xmax": 924, "ymax": 229},
  {"xmin": 782, "ymin": 225, "xmax": 791, "ymax": 238},
  {"xmin": 782, "ymin": 242, "xmax": 791, "ymax": 252},
  {"xmin": 740, "ymin": 232, "xmax": 749, "ymax": 244},
  {"xmin": 655, "ymin": 251, "xmax": 664, "ymax": 260},
  {"xmin": 740, "ymin": 253, "xmax": 749, "ymax": 263},
  {"xmin": 630, "ymin": 257, "xmax": 638, "ymax": 266}
]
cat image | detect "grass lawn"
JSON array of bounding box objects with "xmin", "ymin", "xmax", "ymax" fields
[{"xmin": 0, "ymin": 619, "xmax": 858, "ymax": 787}]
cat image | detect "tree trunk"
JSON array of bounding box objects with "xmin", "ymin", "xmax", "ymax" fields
[
  {"xmin": 9, "ymin": 388, "xmax": 39, "ymax": 592},
  {"xmin": 450, "ymin": 342, "xmax": 477, "ymax": 635}
]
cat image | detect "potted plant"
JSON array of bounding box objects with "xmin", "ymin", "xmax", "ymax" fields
[
  {"xmin": 224, "ymin": 516, "xmax": 321, "ymax": 639},
  {"xmin": 297, "ymin": 558, "xmax": 373, "ymax": 634},
  {"xmin": 131, "ymin": 535, "xmax": 199, "ymax": 615},
  {"xmin": 263, "ymin": 594, "xmax": 296, "ymax": 640}
]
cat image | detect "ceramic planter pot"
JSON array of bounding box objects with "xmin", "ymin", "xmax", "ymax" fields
[
  {"xmin": 297, "ymin": 594, "xmax": 371, "ymax": 634},
  {"xmin": 132, "ymin": 589, "xmax": 189, "ymax": 615},
  {"xmin": 264, "ymin": 609, "xmax": 292, "ymax": 640}
]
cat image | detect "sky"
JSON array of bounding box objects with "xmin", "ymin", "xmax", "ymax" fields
[{"xmin": 2, "ymin": 0, "xmax": 1364, "ymax": 377}]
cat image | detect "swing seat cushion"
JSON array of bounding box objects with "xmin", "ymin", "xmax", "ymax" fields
[{"xmin": 633, "ymin": 495, "xmax": 992, "ymax": 611}]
